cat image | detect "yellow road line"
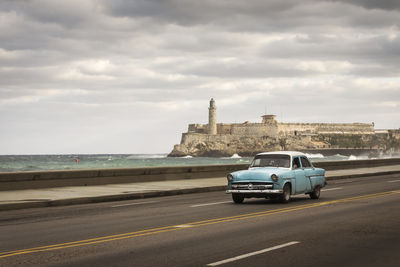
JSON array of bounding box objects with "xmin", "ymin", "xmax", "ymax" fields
[{"xmin": 0, "ymin": 190, "xmax": 397, "ymax": 259}]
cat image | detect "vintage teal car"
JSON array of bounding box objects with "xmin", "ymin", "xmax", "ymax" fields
[{"xmin": 226, "ymin": 151, "xmax": 326, "ymax": 203}]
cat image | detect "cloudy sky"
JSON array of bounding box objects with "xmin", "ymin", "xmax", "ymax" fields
[{"xmin": 0, "ymin": 0, "xmax": 399, "ymax": 154}]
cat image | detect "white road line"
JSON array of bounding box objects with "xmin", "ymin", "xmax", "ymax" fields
[
  {"xmin": 111, "ymin": 201, "xmax": 158, "ymax": 208},
  {"xmin": 206, "ymin": 241, "xmax": 300, "ymax": 266},
  {"xmin": 387, "ymin": 180, "xmax": 400, "ymax": 183},
  {"xmin": 321, "ymin": 187, "xmax": 343, "ymax": 192},
  {"xmin": 190, "ymin": 201, "xmax": 232, "ymax": 208}
]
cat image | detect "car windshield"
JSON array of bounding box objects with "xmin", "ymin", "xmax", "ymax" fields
[{"xmin": 250, "ymin": 154, "xmax": 290, "ymax": 168}]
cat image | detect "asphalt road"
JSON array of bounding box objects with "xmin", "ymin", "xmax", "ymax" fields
[{"xmin": 0, "ymin": 174, "xmax": 399, "ymax": 267}]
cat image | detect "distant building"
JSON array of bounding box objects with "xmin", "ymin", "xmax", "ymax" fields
[{"xmin": 169, "ymin": 99, "xmax": 400, "ymax": 157}]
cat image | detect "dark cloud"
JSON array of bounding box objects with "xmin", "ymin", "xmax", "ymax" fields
[
  {"xmin": 334, "ymin": 0, "xmax": 400, "ymax": 11},
  {"xmin": 1, "ymin": 0, "xmax": 93, "ymax": 27},
  {"xmin": 100, "ymin": 0, "xmax": 300, "ymax": 26},
  {"xmin": 100, "ymin": 0, "xmax": 400, "ymax": 32}
]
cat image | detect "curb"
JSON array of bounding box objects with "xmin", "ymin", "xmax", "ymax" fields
[{"xmin": 1, "ymin": 170, "xmax": 399, "ymax": 212}]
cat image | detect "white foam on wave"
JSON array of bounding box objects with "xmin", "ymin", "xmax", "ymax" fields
[
  {"xmin": 181, "ymin": 155, "xmax": 193, "ymax": 158},
  {"xmin": 230, "ymin": 153, "xmax": 241, "ymax": 158},
  {"xmin": 348, "ymin": 155, "xmax": 369, "ymax": 160},
  {"xmin": 304, "ymin": 153, "xmax": 324, "ymax": 159}
]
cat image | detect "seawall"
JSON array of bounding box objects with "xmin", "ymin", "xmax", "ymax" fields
[{"xmin": 0, "ymin": 158, "xmax": 399, "ymax": 191}]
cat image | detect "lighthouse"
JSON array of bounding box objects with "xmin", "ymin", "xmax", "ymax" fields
[{"xmin": 208, "ymin": 98, "xmax": 217, "ymax": 135}]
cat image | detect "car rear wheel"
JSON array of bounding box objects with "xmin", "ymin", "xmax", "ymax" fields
[
  {"xmin": 280, "ymin": 184, "xmax": 291, "ymax": 203},
  {"xmin": 310, "ymin": 186, "xmax": 321, "ymax": 199},
  {"xmin": 232, "ymin": 193, "xmax": 244, "ymax": 204}
]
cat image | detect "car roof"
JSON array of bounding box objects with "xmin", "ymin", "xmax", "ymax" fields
[{"xmin": 255, "ymin": 151, "xmax": 307, "ymax": 157}]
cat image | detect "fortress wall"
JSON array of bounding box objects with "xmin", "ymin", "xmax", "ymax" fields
[
  {"xmin": 278, "ymin": 122, "xmax": 374, "ymax": 134},
  {"xmin": 189, "ymin": 123, "xmax": 235, "ymax": 134},
  {"xmin": 188, "ymin": 124, "xmax": 207, "ymax": 133},
  {"xmin": 278, "ymin": 123, "xmax": 316, "ymax": 134},
  {"xmin": 188, "ymin": 123, "xmax": 280, "ymax": 136},
  {"xmin": 181, "ymin": 133, "xmax": 235, "ymax": 145},
  {"xmin": 317, "ymin": 123, "xmax": 374, "ymax": 133},
  {"xmin": 231, "ymin": 123, "xmax": 278, "ymax": 137},
  {"xmin": 217, "ymin": 124, "xmax": 233, "ymax": 134}
]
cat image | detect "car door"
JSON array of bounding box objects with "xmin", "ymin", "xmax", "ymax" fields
[
  {"xmin": 293, "ymin": 156, "xmax": 308, "ymax": 193},
  {"xmin": 300, "ymin": 156, "xmax": 313, "ymax": 192}
]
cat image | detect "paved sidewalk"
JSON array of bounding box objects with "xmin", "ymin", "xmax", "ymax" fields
[{"xmin": 1, "ymin": 165, "xmax": 399, "ymax": 211}]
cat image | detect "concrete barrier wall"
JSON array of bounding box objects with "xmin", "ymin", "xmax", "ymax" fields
[
  {"xmin": 0, "ymin": 158, "xmax": 399, "ymax": 191},
  {"xmin": 0, "ymin": 164, "xmax": 247, "ymax": 191},
  {"xmin": 313, "ymin": 158, "xmax": 400, "ymax": 170}
]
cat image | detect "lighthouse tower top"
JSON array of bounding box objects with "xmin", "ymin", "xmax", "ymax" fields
[{"xmin": 209, "ymin": 98, "xmax": 216, "ymax": 109}]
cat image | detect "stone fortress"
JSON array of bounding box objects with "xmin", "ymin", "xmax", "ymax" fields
[{"xmin": 169, "ymin": 99, "xmax": 400, "ymax": 157}]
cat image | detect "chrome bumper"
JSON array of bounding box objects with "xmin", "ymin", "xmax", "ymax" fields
[{"xmin": 226, "ymin": 189, "xmax": 283, "ymax": 194}]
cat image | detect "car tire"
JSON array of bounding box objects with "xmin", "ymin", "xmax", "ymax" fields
[
  {"xmin": 232, "ymin": 193, "xmax": 244, "ymax": 204},
  {"xmin": 310, "ymin": 186, "xmax": 321, "ymax": 199},
  {"xmin": 279, "ymin": 184, "xmax": 291, "ymax": 203}
]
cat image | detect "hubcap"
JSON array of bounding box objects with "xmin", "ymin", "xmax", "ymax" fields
[{"xmin": 285, "ymin": 188, "xmax": 290, "ymax": 200}]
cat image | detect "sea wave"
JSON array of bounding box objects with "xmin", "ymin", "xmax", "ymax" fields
[
  {"xmin": 1, "ymin": 153, "xmax": 396, "ymax": 173},
  {"xmin": 304, "ymin": 153, "xmax": 324, "ymax": 159},
  {"xmin": 334, "ymin": 154, "xmax": 348, "ymax": 158},
  {"xmin": 230, "ymin": 153, "xmax": 241, "ymax": 158},
  {"xmin": 126, "ymin": 154, "xmax": 167, "ymax": 159}
]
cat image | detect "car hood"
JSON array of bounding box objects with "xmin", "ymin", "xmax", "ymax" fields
[{"xmin": 232, "ymin": 167, "xmax": 290, "ymax": 182}]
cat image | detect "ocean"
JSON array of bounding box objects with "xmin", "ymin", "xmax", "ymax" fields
[{"xmin": 0, "ymin": 153, "xmax": 373, "ymax": 173}]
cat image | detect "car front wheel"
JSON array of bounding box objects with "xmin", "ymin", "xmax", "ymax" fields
[
  {"xmin": 280, "ymin": 184, "xmax": 291, "ymax": 203},
  {"xmin": 232, "ymin": 193, "xmax": 244, "ymax": 204},
  {"xmin": 310, "ymin": 186, "xmax": 321, "ymax": 199}
]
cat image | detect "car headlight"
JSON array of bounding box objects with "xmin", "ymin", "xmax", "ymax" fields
[
  {"xmin": 271, "ymin": 174, "xmax": 279, "ymax": 182},
  {"xmin": 227, "ymin": 174, "xmax": 234, "ymax": 181}
]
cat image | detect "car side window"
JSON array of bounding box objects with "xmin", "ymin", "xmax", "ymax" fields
[
  {"xmin": 252, "ymin": 159, "xmax": 261, "ymax": 166},
  {"xmin": 300, "ymin": 157, "xmax": 312, "ymax": 168},
  {"xmin": 292, "ymin": 157, "xmax": 301, "ymax": 169}
]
